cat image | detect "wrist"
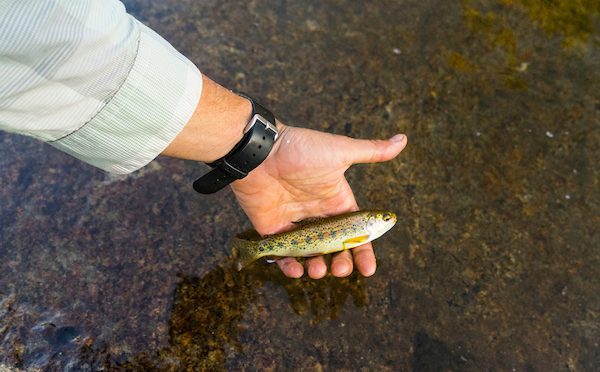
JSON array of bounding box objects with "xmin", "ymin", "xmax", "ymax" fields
[
  {"xmin": 161, "ymin": 76, "xmax": 253, "ymax": 163},
  {"xmin": 191, "ymin": 92, "xmax": 280, "ymax": 194}
]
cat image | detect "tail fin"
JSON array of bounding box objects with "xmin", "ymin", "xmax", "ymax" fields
[{"xmin": 231, "ymin": 238, "xmax": 261, "ymax": 271}]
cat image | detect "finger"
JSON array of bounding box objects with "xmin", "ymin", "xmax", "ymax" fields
[
  {"xmin": 305, "ymin": 255, "xmax": 328, "ymax": 279},
  {"xmin": 326, "ymin": 181, "xmax": 376, "ymax": 277},
  {"xmin": 331, "ymin": 249, "xmax": 354, "ymax": 277},
  {"xmin": 277, "ymin": 257, "xmax": 304, "ymax": 278},
  {"xmin": 351, "ymin": 242, "xmax": 376, "ymax": 277},
  {"xmin": 344, "ymin": 133, "xmax": 407, "ymax": 165}
]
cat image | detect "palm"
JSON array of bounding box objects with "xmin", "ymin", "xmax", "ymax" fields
[
  {"xmin": 233, "ymin": 127, "xmax": 355, "ymax": 233},
  {"xmin": 231, "ymin": 125, "xmax": 406, "ymax": 279}
]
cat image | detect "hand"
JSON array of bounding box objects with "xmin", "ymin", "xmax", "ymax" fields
[
  {"xmin": 231, "ymin": 123, "xmax": 407, "ymax": 279},
  {"xmin": 161, "ymin": 76, "xmax": 407, "ymax": 278}
]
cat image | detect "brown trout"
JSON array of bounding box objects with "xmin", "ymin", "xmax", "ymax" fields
[{"xmin": 232, "ymin": 210, "xmax": 397, "ymax": 271}]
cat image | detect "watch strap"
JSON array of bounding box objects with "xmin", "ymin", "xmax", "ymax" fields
[
  {"xmin": 193, "ymin": 94, "xmax": 277, "ymax": 194},
  {"xmin": 239, "ymin": 93, "xmax": 275, "ymax": 128},
  {"xmin": 192, "ymin": 164, "xmax": 243, "ymax": 194}
]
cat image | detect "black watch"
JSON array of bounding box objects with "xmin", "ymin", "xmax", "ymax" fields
[{"xmin": 192, "ymin": 93, "xmax": 278, "ymax": 194}]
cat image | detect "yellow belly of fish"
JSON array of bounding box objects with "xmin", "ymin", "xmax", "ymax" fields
[{"xmin": 273, "ymin": 234, "xmax": 370, "ymax": 257}]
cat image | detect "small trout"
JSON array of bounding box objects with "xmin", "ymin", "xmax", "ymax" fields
[{"xmin": 232, "ymin": 210, "xmax": 397, "ymax": 271}]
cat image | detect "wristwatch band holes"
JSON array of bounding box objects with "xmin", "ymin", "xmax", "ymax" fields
[
  {"xmin": 262, "ymin": 136, "xmax": 266, "ymax": 140},
  {"xmin": 258, "ymin": 145, "xmax": 262, "ymax": 149}
]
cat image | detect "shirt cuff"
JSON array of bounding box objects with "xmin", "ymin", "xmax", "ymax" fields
[{"xmin": 48, "ymin": 21, "xmax": 203, "ymax": 174}]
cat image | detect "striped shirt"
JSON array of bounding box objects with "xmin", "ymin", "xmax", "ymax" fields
[{"xmin": 0, "ymin": 0, "xmax": 203, "ymax": 174}]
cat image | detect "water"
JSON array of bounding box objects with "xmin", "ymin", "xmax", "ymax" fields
[{"xmin": 1, "ymin": 0, "xmax": 599, "ymax": 370}]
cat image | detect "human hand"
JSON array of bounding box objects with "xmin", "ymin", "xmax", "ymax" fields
[
  {"xmin": 231, "ymin": 124, "xmax": 407, "ymax": 279},
  {"xmin": 161, "ymin": 77, "xmax": 407, "ymax": 278}
]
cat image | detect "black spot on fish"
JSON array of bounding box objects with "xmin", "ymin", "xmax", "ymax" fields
[
  {"xmin": 259, "ymin": 246, "xmax": 264, "ymax": 252},
  {"xmin": 305, "ymin": 236, "xmax": 313, "ymax": 244},
  {"xmin": 291, "ymin": 239, "xmax": 298, "ymax": 245},
  {"xmin": 277, "ymin": 242, "xmax": 284, "ymax": 248}
]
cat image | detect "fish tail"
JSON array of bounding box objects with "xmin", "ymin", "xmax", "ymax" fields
[{"xmin": 231, "ymin": 238, "xmax": 261, "ymax": 271}]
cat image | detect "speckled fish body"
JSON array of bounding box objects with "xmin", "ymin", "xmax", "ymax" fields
[{"xmin": 232, "ymin": 210, "xmax": 397, "ymax": 271}]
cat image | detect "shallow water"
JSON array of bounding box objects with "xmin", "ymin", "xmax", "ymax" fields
[{"xmin": 1, "ymin": 0, "xmax": 599, "ymax": 370}]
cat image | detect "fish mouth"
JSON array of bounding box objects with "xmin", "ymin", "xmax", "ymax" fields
[
  {"xmin": 366, "ymin": 211, "xmax": 397, "ymax": 240},
  {"xmin": 382, "ymin": 212, "xmax": 397, "ymax": 223},
  {"xmin": 381, "ymin": 212, "xmax": 397, "ymax": 233}
]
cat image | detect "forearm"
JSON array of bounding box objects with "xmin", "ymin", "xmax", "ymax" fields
[
  {"xmin": 0, "ymin": 0, "xmax": 202, "ymax": 174},
  {"xmin": 0, "ymin": 1, "xmax": 269, "ymax": 172}
]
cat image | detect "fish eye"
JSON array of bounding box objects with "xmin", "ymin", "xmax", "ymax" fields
[{"xmin": 383, "ymin": 214, "xmax": 392, "ymax": 221}]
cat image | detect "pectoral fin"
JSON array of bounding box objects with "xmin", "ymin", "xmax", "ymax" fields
[{"xmin": 342, "ymin": 235, "xmax": 370, "ymax": 250}]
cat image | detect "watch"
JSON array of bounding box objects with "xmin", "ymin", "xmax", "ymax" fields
[{"xmin": 192, "ymin": 93, "xmax": 278, "ymax": 194}]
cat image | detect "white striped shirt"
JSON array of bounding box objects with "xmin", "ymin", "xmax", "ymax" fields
[{"xmin": 0, "ymin": 0, "xmax": 203, "ymax": 173}]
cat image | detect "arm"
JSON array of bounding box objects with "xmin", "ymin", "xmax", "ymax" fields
[
  {"xmin": 0, "ymin": 0, "xmax": 201, "ymax": 173},
  {"xmin": 0, "ymin": 1, "xmax": 407, "ymax": 278},
  {"xmin": 163, "ymin": 77, "xmax": 408, "ymax": 279}
]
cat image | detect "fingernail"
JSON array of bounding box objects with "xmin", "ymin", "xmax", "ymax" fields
[{"xmin": 389, "ymin": 134, "xmax": 405, "ymax": 143}]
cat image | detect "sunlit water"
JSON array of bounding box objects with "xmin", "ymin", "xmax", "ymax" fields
[{"xmin": 1, "ymin": 0, "xmax": 598, "ymax": 370}]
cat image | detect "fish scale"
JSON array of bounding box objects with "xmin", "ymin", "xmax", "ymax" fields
[{"xmin": 232, "ymin": 210, "xmax": 397, "ymax": 271}]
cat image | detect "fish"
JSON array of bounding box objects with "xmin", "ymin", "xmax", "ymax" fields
[{"xmin": 232, "ymin": 210, "xmax": 397, "ymax": 271}]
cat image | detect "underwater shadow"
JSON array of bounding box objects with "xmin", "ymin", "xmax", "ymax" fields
[{"xmin": 124, "ymin": 253, "xmax": 368, "ymax": 370}]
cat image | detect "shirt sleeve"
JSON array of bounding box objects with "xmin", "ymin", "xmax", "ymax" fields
[{"xmin": 0, "ymin": 0, "xmax": 203, "ymax": 174}]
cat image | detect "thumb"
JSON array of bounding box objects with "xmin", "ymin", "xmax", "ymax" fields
[{"xmin": 344, "ymin": 134, "xmax": 407, "ymax": 165}]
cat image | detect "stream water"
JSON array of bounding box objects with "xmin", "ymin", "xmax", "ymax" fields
[{"xmin": 1, "ymin": 0, "xmax": 598, "ymax": 370}]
